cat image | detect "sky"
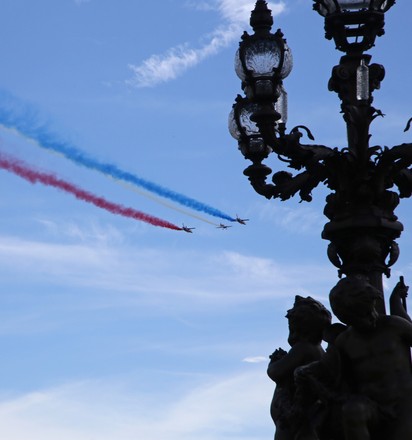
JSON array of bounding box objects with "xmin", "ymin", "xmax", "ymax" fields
[{"xmin": 0, "ymin": 0, "xmax": 411, "ymax": 439}]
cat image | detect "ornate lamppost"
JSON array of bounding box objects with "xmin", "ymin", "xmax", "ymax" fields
[
  {"xmin": 229, "ymin": 0, "xmax": 410, "ymax": 313},
  {"xmin": 229, "ymin": 2, "xmax": 412, "ymax": 439}
]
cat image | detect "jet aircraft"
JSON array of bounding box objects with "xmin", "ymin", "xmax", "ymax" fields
[
  {"xmin": 235, "ymin": 215, "xmax": 249, "ymax": 225},
  {"xmin": 217, "ymin": 223, "xmax": 231, "ymax": 229},
  {"xmin": 182, "ymin": 224, "xmax": 195, "ymax": 233}
]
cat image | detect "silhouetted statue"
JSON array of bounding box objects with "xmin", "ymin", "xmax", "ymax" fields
[
  {"xmin": 267, "ymin": 295, "xmax": 332, "ymax": 440},
  {"xmin": 328, "ymin": 275, "xmax": 412, "ymax": 440},
  {"xmin": 389, "ymin": 276, "xmax": 410, "ymax": 322},
  {"xmin": 269, "ymin": 277, "xmax": 412, "ymax": 440}
]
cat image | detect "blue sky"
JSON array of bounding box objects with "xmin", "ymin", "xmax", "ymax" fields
[{"xmin": 0, "ymin": 0, "xmax": 411, "ymax": 438}]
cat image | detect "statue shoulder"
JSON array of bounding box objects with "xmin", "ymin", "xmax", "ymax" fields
[{"xmin": 379, "ymin": 314, "xmax": 412, "ymax": 328}]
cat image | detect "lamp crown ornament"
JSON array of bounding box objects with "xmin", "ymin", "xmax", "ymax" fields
[
  {"xmin": 313, "ymin": 0, "xmax": 396, "ymax": 53},
  {"xmin": 249, "ymin": 0, "xmax": 273, "ymax": 34}
]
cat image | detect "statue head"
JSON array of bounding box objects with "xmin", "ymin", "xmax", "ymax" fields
[
  {"xmin": 286, "ymin": 295, "xmax": 332, "ymax": 346},
  {"xmin": 329, "ymin": 275, "xmax": 380, "ymax": 330}
]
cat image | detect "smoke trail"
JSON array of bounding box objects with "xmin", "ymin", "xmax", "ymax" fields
[
  {"xmin": 111, "ymin": 176, "xmax": 220, "ymax": 226},
  {"xmin": 0, "ymin": 152, "xmax": 183, "ymax": 231},
  {"xmin": 0, "ymin": 95, "xmax": 235, "ymax": 222}
]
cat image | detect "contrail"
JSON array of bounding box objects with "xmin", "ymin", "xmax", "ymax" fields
[
  {"xmin": 0, "ymin": 96, "xmax": 235, "ymax": 222},
  {"xmin": 0, "ymin": 152, "xmax": 183, "ymax": 231},
  {"xmin": 111, "ymin": 176, "xmax": 220, "ymax": 226}
]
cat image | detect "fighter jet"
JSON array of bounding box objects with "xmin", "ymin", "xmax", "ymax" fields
[
  {"xmin": 235, "ymin": 215, "xmax": 249, "ymax": 225},
  {"xmin": 182, "ymin": 224, "xmax": 195, "ymax": 233},
  {"xmin": 217, "ymin": 223, "xmax": 231, "ymax": 229}
]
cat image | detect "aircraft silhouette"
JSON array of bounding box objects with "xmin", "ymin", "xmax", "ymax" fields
[
  {"xmin": 182, "ymin": 224, "xmax": 195, "ymax": 233},
  {"xmin": 235, "ymin": 215, "xmax": 249, "ymax": 225},
  {"xmin": 217, "ymin": 223, "xmax": 231, "ymax": 229}
]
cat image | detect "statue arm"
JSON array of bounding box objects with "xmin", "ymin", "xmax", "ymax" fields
[
  {"xmin": 390, "ymin": 315, "xmax": 412, "ymax": 345},
  {"xmin": 390, "ymin": 276, "xmax": 410, "ymax": 322},
  {"xmin": 267, "ymin": 343, "xmax": 308, "ymax": 384}
]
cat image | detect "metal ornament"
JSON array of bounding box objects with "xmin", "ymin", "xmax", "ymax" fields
[{"xmin": 229, "ymin": 3, "xmax": 412, "ymax": 438}]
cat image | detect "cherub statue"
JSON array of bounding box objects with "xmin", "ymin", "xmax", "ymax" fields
[
  {"xmin": 328, "ymin": 275, "xmax": 412, "ymax": 440},
  {"xmin": 267, "ymin": 295, "xmax": 332, "ymax": 440}
]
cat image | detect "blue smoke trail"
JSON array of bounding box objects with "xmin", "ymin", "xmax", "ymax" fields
[{"xmin": 0, "ymin": 91, "xmax": 235, "ymax": 222}]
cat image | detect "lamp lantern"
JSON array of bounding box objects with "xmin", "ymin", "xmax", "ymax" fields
[
  {"xmin": 234, "ymin": 0, "xmax": 292, "ymax": 102},
  {"xmin": 313, "ymin": 0, "xmax": 396, "ymax": 53}
]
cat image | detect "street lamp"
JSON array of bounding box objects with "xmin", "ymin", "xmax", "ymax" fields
[
  {"xmin": 229, "ymin": 0, "xmax": 411, "ymax": 312},
  {"xmin": 229, "ymin": 3, "xmax": 412, "ymax": 436},
  {"xmin": 228, "ymin": 2, "xmax": 292, "ymax": 173}
]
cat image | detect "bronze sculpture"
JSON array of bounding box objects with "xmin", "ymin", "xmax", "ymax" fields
[
  {"xmin": 229, "ymin": 2, "xmax": 412, "ymax": 438},
  {"xmin": 268, "ymin": 278, "xmax": 412, "ymax": 440},
  {"xmin": 268, "ymin": 296, "xmax": 331, "ymax": 440}
]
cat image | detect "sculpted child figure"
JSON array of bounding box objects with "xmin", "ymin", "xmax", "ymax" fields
[
  {"xmin": 267, "ymin": 295, "xmax": 332, "ymax": 440},
  {"xmin": 329, "ymin": 275, "xmax": 412, "ymax": 440}
]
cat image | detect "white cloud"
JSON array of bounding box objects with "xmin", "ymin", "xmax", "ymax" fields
[
  {"xmin": 243, "ymin": 356, "xmax": 267, "ymax": 363},
  {"xmin": 128, "ymin": 1, "xmax": 285, "ymax": 88},
  {"xmin": 0, "ymin": 233, "xmax": 334, "ymax": 309},
  {"xmin": 0, "ymin": 236, "xmax": 106, "ymax": 267},
  {"xmin": 218, "ymin": 0, "xmax": 285, "ymax": 24},
  {"xmin": 0, "ymin": 372, "xmax": 273, "ymax": 440},
  {"xmin": 127, "ymin": 24, "xmax": 242, "ymax": 88},
  {"xmin": 128, "ymin": 44, "xmax": 206, "ymax": 89},
  {"xmin": 184, "ymin": 1, "xmax": 216, "ymax": 12},
  {"xmin": 34, "ymin": 217, "xmax": 124, "ymax": 244},
  {"xmin": 256, "ymin": 201, "xmax": 324, "ymax": 234}
]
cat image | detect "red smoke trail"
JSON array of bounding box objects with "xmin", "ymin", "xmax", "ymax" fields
[{"xmin": 0, "ymin": 153, "xmax": 183, "ymax": 231}]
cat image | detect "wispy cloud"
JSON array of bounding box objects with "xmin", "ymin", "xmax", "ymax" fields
[
  {"xmin": 218, "ymin": 0, "xmax": 285, "ymax": 23},
  {"xmin": 34, "ymin": 218, "xmax": 124, "ymax": 244},
  {"xmin": 243, "ymin": 356, "xmax": 267, "ymax": 363},
  {"xmin": 0, "ymin": 231, "xmax": 334, "ymax": 310},
  {"xmin": 256, "ymin": 201, "xmax": 324, "ymax": 234},
  {"xmin": 127, "ymin": 0, "xmax": 285, "ymax": 88},
  {"xmin": 0, "ymin": 372, "xmax": 272, "ymax": 440}
]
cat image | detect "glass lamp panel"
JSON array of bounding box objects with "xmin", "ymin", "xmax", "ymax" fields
[
  {"xmin": 314, "ymin": 0, "xmax": 337, "ymax": 16},
  {"xmin": 238, "ymin": 102, "xmax": 261, "ymax": 136},
  {"xmin": 228, "ymin": 108, "xmax": 241, "ymax": 140},
  {"xmin": 336, "ymin": 0, "xmax": 371, "ymax": 10},
  {"xmin": 356, "ymin": 59, "xmax": 369, "ymax": 100},
  {"xmin": 235, "ymin": 49, "xmax": 246, "ymax": 81},
  {"xmin": 371, "ymin": 0, "xmax": 394, "ymax": 11},
  {"xmin": 275, "ymin": 85, "xmax": 288, "ymax": 124},
  {"xmin": 228, "ymin": 102, "xmax": 262, "ymax": 139},
  {"xmin": 244, "ymin": 39, "xmax": 282, "ymax": 78},
  {"xmin": 376, "ymin": 0, "xmax": 387, "ymax": 10},
  {"xmin": 280, "ymin": 45, "xmax": 293, "ymax": 79}
]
